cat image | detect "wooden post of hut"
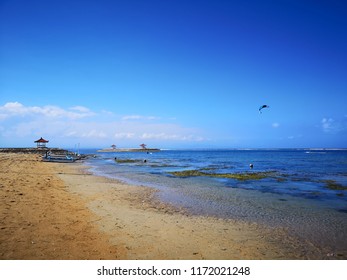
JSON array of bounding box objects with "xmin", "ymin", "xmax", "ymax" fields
[{"xmin": 34, "ymin": 137, "xmax": 49, "ymax": 148}]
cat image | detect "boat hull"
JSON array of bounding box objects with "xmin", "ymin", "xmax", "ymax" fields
[{"xmin": 42, "ymin": 156, "xmax": 76, "ymax": 163}]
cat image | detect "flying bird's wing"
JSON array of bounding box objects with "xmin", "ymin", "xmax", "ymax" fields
[{"xmin": 259, "ymin": 105, "xmax": 269, "ymax": 113}]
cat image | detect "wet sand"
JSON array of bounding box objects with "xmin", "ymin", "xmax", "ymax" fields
[{"xmin": 0, "ymin": 153, "xmax": 322, "ymax": 259}]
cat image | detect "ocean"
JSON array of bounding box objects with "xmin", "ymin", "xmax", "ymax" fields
[{"xmin": 80, "ymin": 148, "xmax": 347, "ymax": 257}]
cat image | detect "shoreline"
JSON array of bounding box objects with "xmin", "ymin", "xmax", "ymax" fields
[
  {"xmin": 56, "ymin": 163, "xmax": 308, "ymax": 260},
  {"xmin": 0, "ymin": 152, "xmax": 324, "ymax": 259}
]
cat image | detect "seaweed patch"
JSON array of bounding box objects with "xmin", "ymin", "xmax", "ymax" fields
[
  {"xmin": 116, "ymin": 159, "xmax": 142, "ymax": 164},
  {"xmin": 169, "ymin": 170, "xmax": 280, "ymax": 181},
  {"xmin": 321, "ymin": 180, "xmax": 347, "ymax": 191}
]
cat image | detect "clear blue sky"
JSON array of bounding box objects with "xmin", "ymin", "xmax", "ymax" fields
[{"xmin": 1, "ymin": 0, "xmax": 346, "ymax": 149}]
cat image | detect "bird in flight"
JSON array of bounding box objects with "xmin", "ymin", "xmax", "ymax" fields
[{"xmin": 259, "ymin": 105, "xmax": 270, "ymax": 113}]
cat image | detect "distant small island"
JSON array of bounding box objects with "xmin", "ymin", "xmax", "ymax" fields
[
  {"xmin": 97, "ymin": 148, "xmax": 160, "ymax": 153},
  {"xmin": 97, "ymin": 144, "xmax": 160, "ymax": 153}
]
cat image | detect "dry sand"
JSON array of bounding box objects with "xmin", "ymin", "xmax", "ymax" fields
[{"xmin": 0, "ymin": 153, "xmax": 320, "ymax": 260}]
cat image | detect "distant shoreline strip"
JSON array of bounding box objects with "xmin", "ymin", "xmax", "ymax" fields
[
  {"xmin": 0, "ymin": 148, "xmax": 68, "ymax": 154},
  {"xmin": 97, "ymin": 148, "xmax": 160, "ymax": 153}
]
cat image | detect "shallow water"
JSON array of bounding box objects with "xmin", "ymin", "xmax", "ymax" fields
[{"xmin": 81, "ymin": 149, "xmax": 347, "ymax": 257}]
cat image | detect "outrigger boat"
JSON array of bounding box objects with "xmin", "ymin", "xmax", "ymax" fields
[{"xmin": 42, "ymin": 152, "xmax": 77, "ymax": 163}]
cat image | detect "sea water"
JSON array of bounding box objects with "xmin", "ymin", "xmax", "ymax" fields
[{"xmin": 80, "ymin": 149, "xmax": 347, "ymax": 256}]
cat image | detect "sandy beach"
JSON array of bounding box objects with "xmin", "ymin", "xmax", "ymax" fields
[{"xmin": 0, "ymin": 153, "xmax": 322, "ymax": 260}]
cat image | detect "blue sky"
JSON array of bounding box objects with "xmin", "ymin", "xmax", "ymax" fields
[{"xmin": 1, "ymin": 0, "xmax": 346, "ymax": 149}]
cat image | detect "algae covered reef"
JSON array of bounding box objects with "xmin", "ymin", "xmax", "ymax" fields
[
  {"xmin": 321, "ymin": 180, "xmax": 347, "ymax": 191},
  {"xmin": 169, "ymin": 170, "xmax": 280, "ymax": 181},
  {"xmin": 115, "ymin": 158, "xmax": 141, "ymax": 164},
  {"xmin": 168, "ymin": 169, "xmax": 347, "ymax": 198}
]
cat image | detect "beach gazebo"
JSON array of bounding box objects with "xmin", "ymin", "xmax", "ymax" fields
[{"xmin": 34, "ymin": 137, "xmax": 49, "ymax": 148}]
